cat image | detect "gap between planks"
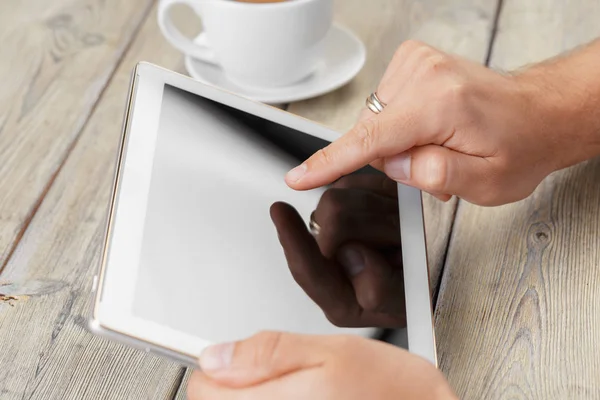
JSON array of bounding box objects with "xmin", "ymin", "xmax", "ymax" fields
[
  {"xmin": 433, "ymin": 0, "xmax": 504, "ymax": 309},
  {"xmin": 0, "ymin": 1, "xmax": 155, "ymax": 276}
]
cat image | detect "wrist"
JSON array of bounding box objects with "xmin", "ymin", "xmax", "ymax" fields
[{"xmin": 515, "ymin": 48, "xmax": 600, "ymax": 171}]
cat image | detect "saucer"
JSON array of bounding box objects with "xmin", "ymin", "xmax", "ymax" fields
[{"xmin": 184, "ymin": 24, "xmax": 366, "ymax": 104}]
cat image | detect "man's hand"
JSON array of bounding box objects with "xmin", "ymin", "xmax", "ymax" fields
[
  {"xmin": 188, "ymin": 332, "xmax": 457, "ymax": 400},
  {"xmin": 284, "ymin": 39, "xmax": 600, "ymax": 206}
]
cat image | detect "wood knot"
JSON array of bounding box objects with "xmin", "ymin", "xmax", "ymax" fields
[
  {"xmin": 535, "ymin": 231, "xmax": 548, "ymax": 240},
  {"xmin": 528, "ymin": 222, "xmax": 552, "ymax": 247}
]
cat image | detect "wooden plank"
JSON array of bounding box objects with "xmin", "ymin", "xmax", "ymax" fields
[
  {"xmin": 435, "ymin": 1, "xmax": 600, "ymax": 398},
  {"xmin": 0, "ymin": 5, "xmax": 202, "ymax": 399},
  {"xmin": 0, "ymin": 0, "xmax": 156, "ymax": 270},
  {"xmin": 287, "ymin": 0, "xmax": 499, "ymax": 293},
  {"xmin": 0, "ymin": 1, "xmax": 499, "ymax": 398}
]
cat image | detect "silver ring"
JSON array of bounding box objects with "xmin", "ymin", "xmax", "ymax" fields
[
  {"xmin": 366, "ymin": 92, "xmax": 387, "ymax": 114},
  {"xmin": 309, "ymin": 211, "xmax": 321, "ymax": 236}
]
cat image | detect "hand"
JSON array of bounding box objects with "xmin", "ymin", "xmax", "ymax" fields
[
  {"xmin": 271, "ymin": 173, "xmax": 406, "ymax": 328},
  {"xmin": 283, "ymin": 40, "xmax": 598, "ymax": 206},
  {"xmin": 187, "ymin": 331, "xmax": 457, "ymax": 400}
]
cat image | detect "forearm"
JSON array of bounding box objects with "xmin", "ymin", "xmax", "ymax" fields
[{"xmin": 518, "ymin": 38, "xmax": 600, "ymax": 170}]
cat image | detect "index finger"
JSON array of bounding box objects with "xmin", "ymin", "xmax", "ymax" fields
[
  {"xmin": 285, "ymin": 110, "xmax": 418, "ymax": 190},
  {"xmin": 269, "ymin": 202, "xmax": 358, "ymax": 318}
]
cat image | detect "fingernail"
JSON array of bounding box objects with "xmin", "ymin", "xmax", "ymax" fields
[
  {"xmin": 286, "ymin": 164, "xmax": 307, "ymax": 183},
  {"xmin": 338, "ymin": 246, "xmax": 365, "ymax": 277},
  {"xmin": 385, "ymin": 154, "xmax": 411, "ymax": 181},
  {"xmin": 200, "ymin": 342, "xmax": 235, "ymax": 371}
]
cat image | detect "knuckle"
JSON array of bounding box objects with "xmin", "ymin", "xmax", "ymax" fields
[
  {"xmin": 395, "ymin": 39, "xmax": 425, "ymax": 58},
  {"xmin": 443, "ymin": 81, "xmax": 470, "ymax": 105},
  {"xmin": 421, "ymin": 54, "xmax": 450, "ymax": 77},
  {"xmin": 411, "ymin": 43, "xmax": 435, "ymax": 62},
  {"xmin": 314, "ymin": 146, "xmax": 335, "ymax": 167},
  {"xmin": 353, "ymin": 118, "xmax": 379, "ymax": 154}
]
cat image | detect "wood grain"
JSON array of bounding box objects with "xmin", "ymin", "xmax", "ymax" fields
[
  {"xmin": 0, "ymin": 0, "xmax": 155, "ymax": 271},
  {"xmin": 0, "ymin": 4, "xmax": 201, "ymax": 399},
  {"xmin": 169, "ymin": 1, "xmax": 500, "ymax": 394},
  {"xmin": 0, "ymin": 0, "xmax": 501, "ymax": 398},
  {"xmin": 287, "ymin": 0, "xmax": 499, "ymax": 293},
  {"xmin": 435, "ymin": 1, "xmax": 600, "ymax": 398}
]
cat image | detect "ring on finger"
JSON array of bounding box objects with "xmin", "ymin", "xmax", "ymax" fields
[
  {"xmin": 309, "ymin": 211, "xmax": 321, "ymax": 236},
  {"xmin": 366, "ymin": 92, "xmax": 387, "ymax": 114}
]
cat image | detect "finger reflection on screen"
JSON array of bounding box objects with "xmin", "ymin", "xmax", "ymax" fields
[{"xmin": 271, "ymin": 173, "xmax": 407, "ymax": 329}]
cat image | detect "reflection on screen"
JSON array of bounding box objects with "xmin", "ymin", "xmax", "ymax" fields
[{"xmin": 133, "ymin": 85, "xmax": 407, "ymax": 346}]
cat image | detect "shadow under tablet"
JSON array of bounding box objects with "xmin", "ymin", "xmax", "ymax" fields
[{"xmin": 133, "ymin": 85, "xmax": 407, "ymax": 347}]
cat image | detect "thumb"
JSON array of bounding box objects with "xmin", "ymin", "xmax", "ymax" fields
[
  {"xmin": 199, "ymin": 331, "xmax": 326, "ymax": 388},
  {"xmin": 384, "ymin": 145, "xmax": 492, "ymax": 202}
]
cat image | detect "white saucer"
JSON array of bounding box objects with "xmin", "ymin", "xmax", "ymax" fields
[{"xmin": 184, "ymin": 25, "xmax": 366, "ymax": 104}]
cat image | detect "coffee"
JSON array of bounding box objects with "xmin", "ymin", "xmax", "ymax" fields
[{"xmin": 233, "ymin": 0, "xmax": 288, "ymax": 3}]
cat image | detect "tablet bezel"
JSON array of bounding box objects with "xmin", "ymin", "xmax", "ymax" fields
[{"xmin": 90, "ymin": 62, "xmax": 437, "ymax": 366}]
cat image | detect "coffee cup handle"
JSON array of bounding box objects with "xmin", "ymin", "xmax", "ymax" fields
[{"xmin": 158, "ymin": 0, "xmax": 218, "ymax": 64}]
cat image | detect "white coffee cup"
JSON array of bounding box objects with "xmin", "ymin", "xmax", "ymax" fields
[{"xmin": 158, "ymin": 0, "xmax": 333, "ymax": 89}]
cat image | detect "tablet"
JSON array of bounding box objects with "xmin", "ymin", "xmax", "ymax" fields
[{"xmin": 89, "ymin": 62, "xmax": 437, "ymax": 367}]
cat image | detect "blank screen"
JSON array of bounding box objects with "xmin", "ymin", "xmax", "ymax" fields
[{"xmin": 132, "ymin": 85, "xmax": 407, "ymax": 345}]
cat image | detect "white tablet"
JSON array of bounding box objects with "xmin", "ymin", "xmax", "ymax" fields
[{"xmin": 89, "ymin": 62, "xmax": 436, "ymax": 367}]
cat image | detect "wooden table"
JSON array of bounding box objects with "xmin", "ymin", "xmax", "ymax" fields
[{"xmin": 1, "ymin": 0, "xmax": 599, "ymax": 398}]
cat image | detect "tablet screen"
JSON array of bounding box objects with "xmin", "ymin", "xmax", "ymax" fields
[{"xmin": 130, "ymin": 84, "xmax": 407, "ymax": 345}]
